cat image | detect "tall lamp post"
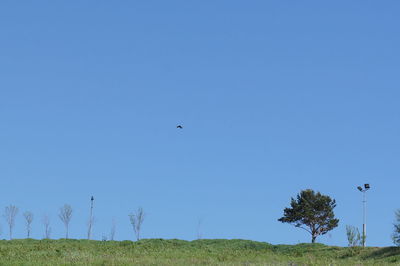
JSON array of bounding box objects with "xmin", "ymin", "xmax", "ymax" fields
[
  {"xmin": 88, "ymin": 196, "xmax": 94, "ymax": 240},
  {"xmin": 357, "ymin": 184, "xmax": 370, "ymax": 247}
]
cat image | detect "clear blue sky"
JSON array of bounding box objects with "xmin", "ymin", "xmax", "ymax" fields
[{"xmin": 1, "ymin": 1, "xmax": 399, "ymax": 246}]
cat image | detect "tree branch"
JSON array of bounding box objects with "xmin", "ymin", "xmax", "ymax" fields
[{"xmin": 296, "ymin": 225, "xmax": 312, "ymax": 234}]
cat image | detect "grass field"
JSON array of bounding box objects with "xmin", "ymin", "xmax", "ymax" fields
[{"xmin": 0, "ymin": 238, "xmax": 399, "ymax": 265}]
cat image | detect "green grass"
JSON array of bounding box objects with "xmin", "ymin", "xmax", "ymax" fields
[{"xmin": 0, "ymin": 238, "xmax": 399, "ymax": 265}]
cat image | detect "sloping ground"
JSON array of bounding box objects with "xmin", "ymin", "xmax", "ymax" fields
[{"xmin": 0, "ymin": 238, "xmax": 399, "ymax": 265}]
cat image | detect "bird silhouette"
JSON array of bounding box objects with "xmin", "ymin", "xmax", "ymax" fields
[{"xmin": 176, "ymin": 125, "xmax": 183, "ymax": 129}]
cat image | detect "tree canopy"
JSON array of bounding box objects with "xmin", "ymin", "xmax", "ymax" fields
[{"xmin": 278, "ymin": 189, "xmax": 339, "ymax": 243}]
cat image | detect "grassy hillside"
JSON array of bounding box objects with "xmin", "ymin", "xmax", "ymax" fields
[{"xmin": 0, "ymin": 238, "xmax": 399, "ymax": 265}]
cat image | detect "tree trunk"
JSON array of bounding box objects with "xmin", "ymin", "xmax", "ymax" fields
[{"xmin": 311, "ymin": 235, "xmax": 316, "ymax": 243}]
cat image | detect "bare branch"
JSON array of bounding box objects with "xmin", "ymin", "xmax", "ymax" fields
[
  {"xmin": 42, "ymin": 214, "xmax": 52, "ymax": 239},
  {"xmin": 59, "ymin": 204, "xmax": 73, "ymax": 239},
  {"xmin": 128, "ymin": 207, "xmax": 145, "ymax": 241},
  {"xmin": 3, "ymin": 205, "xmax": 18, "ymax": 240},
  {"xmin": 196, "ymin": 218, "xmax": 203, "ymax": 240},
  {"xmin": 110, "ymin": 218, "xmax": 116, "ymax": 241},
  {"xmin": 23, "ymin": 211, "xmax": 34, "ymax": 238}
]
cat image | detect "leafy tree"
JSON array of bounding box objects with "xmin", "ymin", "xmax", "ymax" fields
[
  {"xmin": 392, "ymin": 209, "xmax": 400, "ymax": 246},
  {"xmin": 278, "ymin": 189, "xmax": 339, "ymax": 243}
]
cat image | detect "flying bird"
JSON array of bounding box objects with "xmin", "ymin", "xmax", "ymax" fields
[{"xmin": 176, "ymin": 125, "xmax": 183, "ymax": 129}]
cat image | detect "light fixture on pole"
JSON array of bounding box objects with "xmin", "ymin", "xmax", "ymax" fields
[{"xmin": 357, "ymin": 184, "xmax": 370, "ymax": 247}]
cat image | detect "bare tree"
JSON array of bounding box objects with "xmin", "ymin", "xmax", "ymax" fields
[
  {"xmin": 128, "ymin": 207, "xmax": 145, "ymax": 241},
  {"xmin": 23, "ymin": 211, "xmax": 34, "ymax": 238},
  {"xmin": 42, "ymin": 215, "xmax": 51, "ymax": 239},
  {"xmin": 110, "ymin": 218, "xmax": 116, "ymax": 241},
  {"xmin": 3, "ymin": 205, "xmax": 18, "ymax": 240},
  {"xmin": 87, "ymin": 196, "xmax": 94, "ymax": 240},
  {"xmin": 59, "ymin": 204, "xmax": 73, "ymax": 239},
  {"xmin": 196, "ymin": 218, "xmax": 203, "ymax": 240}
]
